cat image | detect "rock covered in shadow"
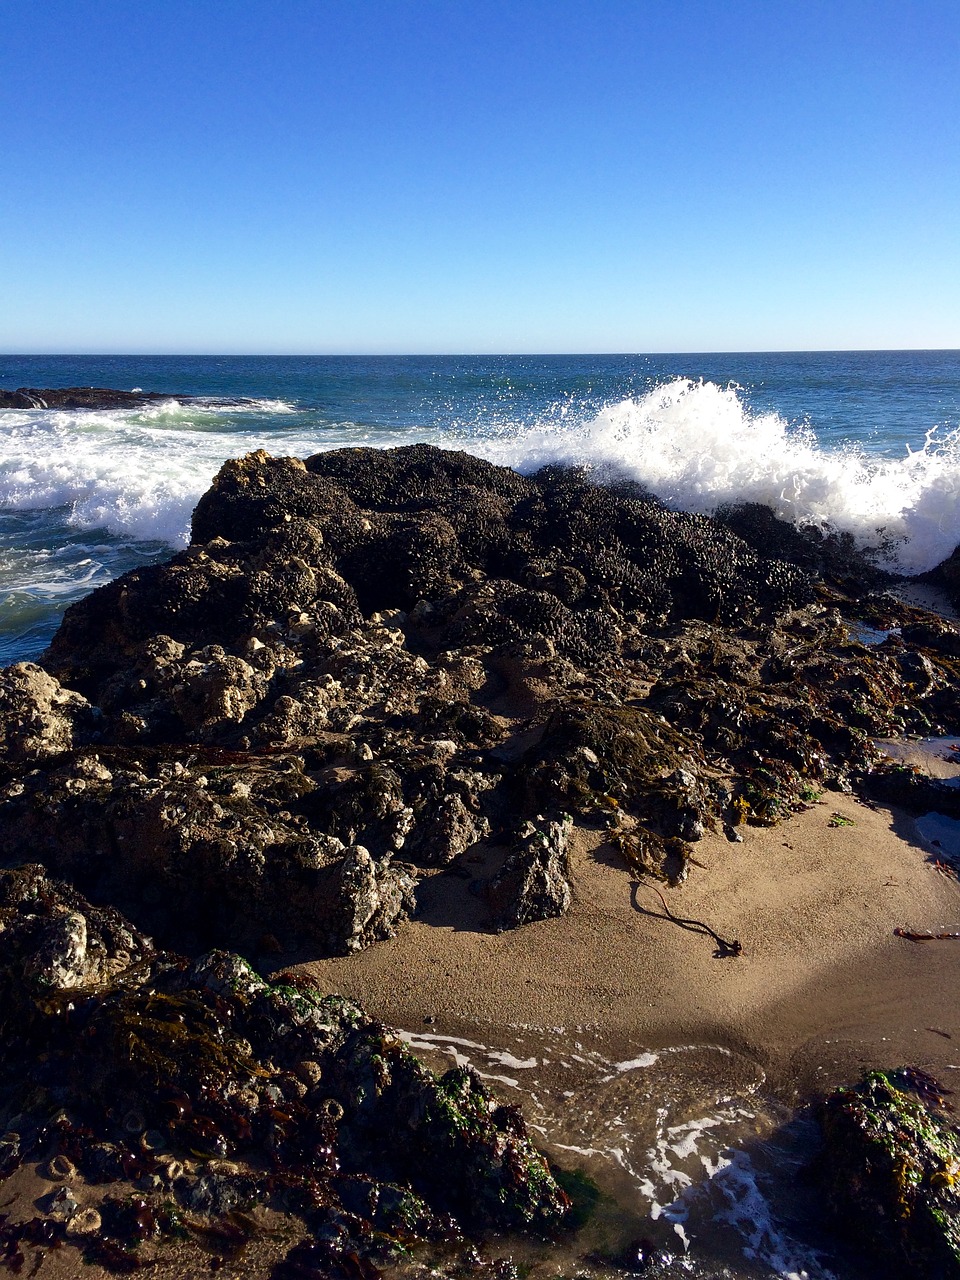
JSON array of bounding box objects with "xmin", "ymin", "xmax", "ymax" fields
[
  {"xmin": 820, "ymin": 1068, "xmax": 960, "ymax": 1277},
  {"xmin": 0, "ymin": 748, "xmax": 415, "ymax": 956},
  {"xmin": 0, "ymin": 863, "xmax": 154, "ymax": 996},
  {"xmin": 926, "ymin": 543, "xmax": 960, "ymax": 613},
  {"xmin": 0, "ymin": 867, "xmax": 570, "ymax": 1270},
  {"xmin": 488, "ymin": 815, "xmax": 573, "ymax": 930},
  {"xmin": 864, "ymin": 764, "xmax": 960, "ymax": 820}
]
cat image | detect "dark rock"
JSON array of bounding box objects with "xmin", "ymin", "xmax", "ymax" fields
[
  {"xmin": 926, "ymin": 543, "xmax": 960, "ymax": 611},
  {"xmin": 820, "ymin": 1068, "xmax": 960, "ymax": 1276},
  {"xmin": 0, "ymin": 862, "xmax": 154, "ymax": 998},
  {"xmin": 0, "ymin": 754, "xmax": 415, "ymax": 956},
  {"xmin": 0, "ymin": 386, "xmax": 186, "ymax": 410},
  {"xmin": 0, "ymin": 868, "xmax": 570, "ymax": 1256},
  {"xmin": 902, "ymin": 617, "xmax": 960, "ymax": 659},
  {"xmin": 715, "ymin": 500, "xmax": 892, "ymax": 589},
  {"xmin": 865, "ymin": 764, "xmax": 960, "ymax": 820},
  {"xmin": 488, "ymin": 815, "xmax": 573, "ymax": 930}
]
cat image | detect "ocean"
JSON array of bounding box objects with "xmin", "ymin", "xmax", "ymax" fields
[{"xmin": 1, "ymin": 351, "xmax": 960, "ymax": 666}]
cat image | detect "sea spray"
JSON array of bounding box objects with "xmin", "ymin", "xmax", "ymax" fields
[
  {"xmin": 3, "ymin": 358, "xmax": 960, "ymax": 664},
  {"xmin": 476, "ymin": 378, "xmax": 960, "ymax": 575},
  {"xmin": 4, "ymin": 380, "xmax": 960, "ymax": 572}
]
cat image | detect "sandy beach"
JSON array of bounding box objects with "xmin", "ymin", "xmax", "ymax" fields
[{"xmin": 300, "ymin": 796, "xmax": 960, "ymax": 1103}]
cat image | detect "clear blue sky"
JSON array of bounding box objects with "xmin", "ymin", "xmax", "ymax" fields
[{"xmin": 1, "ymin": 0, "xmax": 957, "ymax": 353}]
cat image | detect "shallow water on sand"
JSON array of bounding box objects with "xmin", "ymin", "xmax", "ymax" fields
[{"xmin": 397, "ymin": 1024, "xmax": 873, "ymax": 1279}]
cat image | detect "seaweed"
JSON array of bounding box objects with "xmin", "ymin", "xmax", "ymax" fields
[{"xmin": 821, "ymin": 1069, "xmax": 960, "ymax": 1277}]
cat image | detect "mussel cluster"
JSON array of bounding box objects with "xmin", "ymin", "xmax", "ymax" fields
[{"xmin": 0, "ymin": 865, "xmax": 569, "ymax": 1274}]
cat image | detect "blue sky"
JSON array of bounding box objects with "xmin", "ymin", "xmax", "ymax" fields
[{"xmin": 1, "ymin": 0, "xmax": 957, "ymax": 353}]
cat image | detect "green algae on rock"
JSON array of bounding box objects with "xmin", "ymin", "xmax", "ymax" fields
[
  {"xmin": 0, "ymin": 865, "xmax": 570, "ymax": 1274},
  {"xmin": 820, "ymin": 1068, "xmax": 960, "ymax": 1278}
]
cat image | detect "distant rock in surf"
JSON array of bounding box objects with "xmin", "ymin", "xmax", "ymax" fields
[{"xmin": 0, "ymin": 385, "xmax": 187, "ymax": 409}]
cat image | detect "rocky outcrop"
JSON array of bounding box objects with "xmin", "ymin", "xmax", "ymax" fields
[
  {"xmin": 0, "ymin": 748, "xmax": 416, "ymax": 955},
  {"xmin": 3, "ymin": 444, "xmax": 960, "ymax": 956},
  {"xmin": 336, "ymin": 843, "xmax": 417, "ymax": 953},
  {"xmin": 1, "ymin": 863, "xmax": 154, "ymax": 993},
  {"xmin": 5, "ymin": 442, "xmax": 960, "ymax": 1273},
  {"xmin": 0, "ymin": 386, "xmax": 184, "ymax": 409},
  {"xmin": 927, "ymin": 543, "xmax": 960, "ymax": 613},
  {"xmin": 0, "ymin": 866, "xmax": 570, "ymax": 1272},
  {"xmin": 820, "ymin": 1069, "xmax": 960, "ymax": 1276}
]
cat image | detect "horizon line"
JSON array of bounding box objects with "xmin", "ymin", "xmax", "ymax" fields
[{"xmin": 2, "ymin": 347, "xmax": 959, "ymax": 360}]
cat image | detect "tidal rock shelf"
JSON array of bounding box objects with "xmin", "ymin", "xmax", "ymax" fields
[
  {"xmin": 0, "ymin": 864, "xmax": 569, "ymax": 1276},
  {"xmin": 7, "ymin": 443, "xmax": 960, "ymax": 949},
  {"xmin": 3, "ymin": 442, "xmax": 960, "ymax": 1274},
  {"xmin": 0, "ymin": 386, "xmax": 189, "ymax": 410}
]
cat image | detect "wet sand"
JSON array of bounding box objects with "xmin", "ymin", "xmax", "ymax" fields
[
  {"xmin": 294, "ymin": 793, "xmax": 960, "ymax": 1274},
  {"xmin": 300, "ymin": 796, "xmax": 960, "ymax": 1102}
]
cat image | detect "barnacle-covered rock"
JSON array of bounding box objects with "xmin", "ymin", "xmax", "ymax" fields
[
  {"xmin": 0, "ymin": 864, "xmax": 153, "ymax": 1005},
  {"xmin": 336, "ymin": 845, "xmax": 416, "ymax": 953},
  {"xmin": 0, "ymin": 663, "xmax": 95, "ymax": 761},
  {"xmin": 0, "ymin": 871, "xmax": 570, "ymax": 1268},
  {"xmin": 0, "ymin": 750, "xmax": 415, "ymax": 955},
  {"xmin": 820, "ymin": 1068, "xmax": 960, "ymax": 1277},
  {"xmin": 328, "ymin": 1030, "xmax": 568, "ymax": 1231}
]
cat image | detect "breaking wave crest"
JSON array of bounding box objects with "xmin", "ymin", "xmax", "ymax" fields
[
  {"xmin": 474, "ymin": 378, "xmax": 960, "ymax": 575},
  {"xmin": 0, "ymin": 401, "xmax": 414, "ymax": 548},
  {"xmin": 2, "ymin": 380, "xmax": 959, "ymax": 575}
]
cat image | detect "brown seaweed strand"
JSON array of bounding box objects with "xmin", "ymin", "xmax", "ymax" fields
[{"xmin": 645, "ymin": 886, "xmax": 744, "ymax": 958}]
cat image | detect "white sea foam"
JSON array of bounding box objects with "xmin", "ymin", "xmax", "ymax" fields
[
  {"xmin": 0, "ymin": 402, "xmax": 410, "ymax": 549},
  {"xmin": 3, "ymin": 380, "xmax": 960, "ymax": 575},
  {"xmin": 473, "ymin": 378, "xmax": 960, "ymax": 575}
]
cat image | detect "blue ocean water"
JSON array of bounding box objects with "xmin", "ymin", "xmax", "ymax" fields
[{"xmin": 1, "ymin": 350, "xmax": 959, "ymax": 664}]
